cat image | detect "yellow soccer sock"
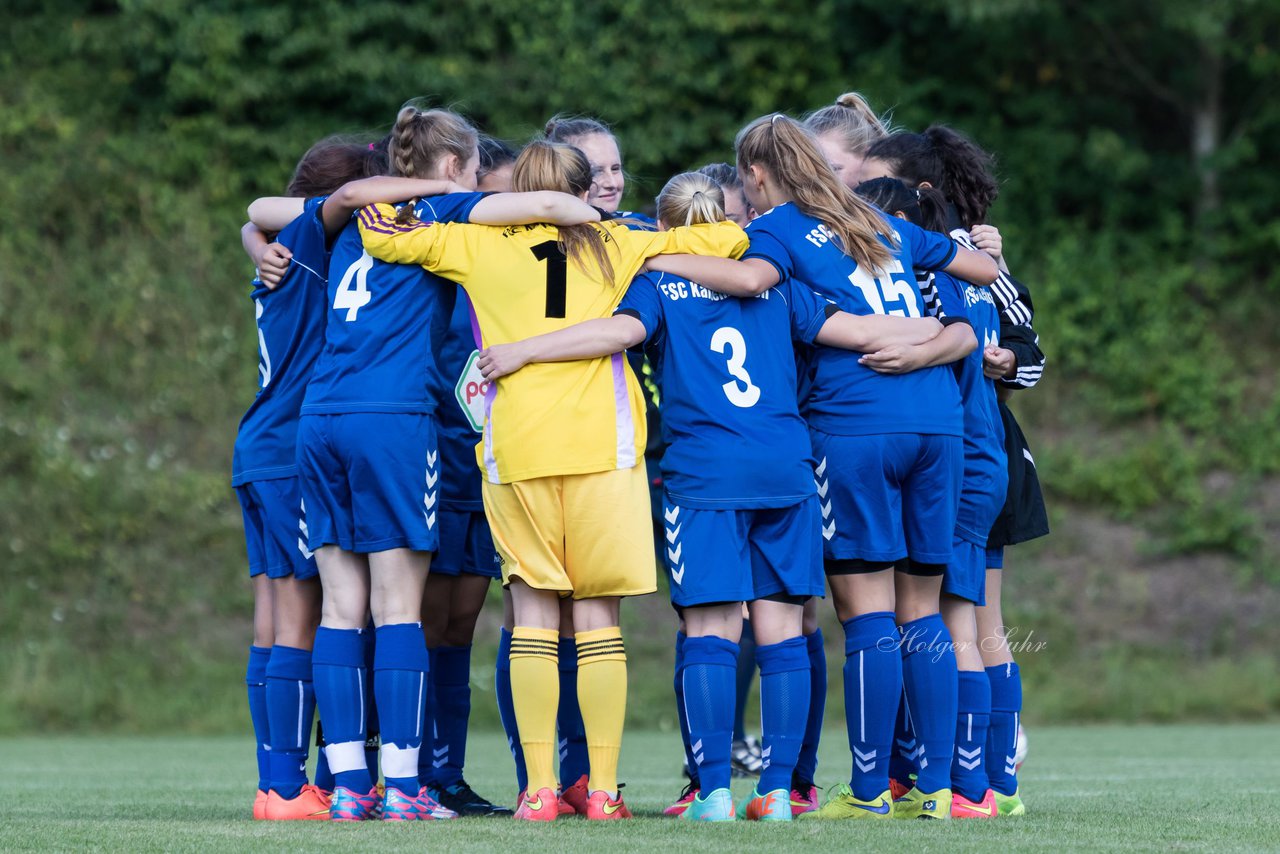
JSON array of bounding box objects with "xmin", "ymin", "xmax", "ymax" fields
[
  {"xmin": 510, "ymin": 626, "xmax": 561, "ymax": 793},
  {"xmin": 576, "ymin": 626, "xmax": 627, "ymax": 795}
]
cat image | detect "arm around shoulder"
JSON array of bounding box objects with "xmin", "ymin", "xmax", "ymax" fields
[{"xmin": 469, "ymin": 191, "xmax": 600, "ymax": 227}]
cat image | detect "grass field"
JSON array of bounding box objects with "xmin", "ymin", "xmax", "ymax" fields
[{"xmin": 2, "ymin": 724, "xmax": 1276, "ymax": 852}]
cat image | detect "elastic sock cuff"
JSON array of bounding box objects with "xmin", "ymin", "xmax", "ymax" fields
[
  {"xmin": 246, "ymin": 646, "xmax": 271, "ymax": 683},
  {"xmin": 682, "ymin": 635, "xmax": 739, "ymax": 668},
  {"xmin": 986, "ymin": 663, "xmax": 1023, "ymax": 710},
  {"xmin": 756, "ymin": 636, "xmax": 808, "ymax": 674},
  {"xmin": 557, "ymin": 636, "xmax": 578, "ymax": 672},
  {"xmin": 899, "ymin": 614, "xmax": 950, "ymax": 656},
  {"xmin": 841, "ymin": 611, "xmax": 896, "ymax": 655},
  {"xmin": 265, "ymin": 645, "xmax": 313, "ymax": 682},
  {"xmin": 510, "ymin": 627, "xmax": 560, "ymax": 661},
  {"xmin": 576, "ymin": 627, "xmax": 626, "ymax": 664},
  {"xmin": 957, "ymin": 670, "xmax": 991, "ymax": 712},
  {"xmin": 312, "ymin": 628, "xmax": 366, "ymax": 668},
  {"xmin": 806, "ymin": 627, "xmax": 825, "ymax": 656},
  {"xmin": 373, "ymin": 623, "xmax": 429, "ymax": 672}
]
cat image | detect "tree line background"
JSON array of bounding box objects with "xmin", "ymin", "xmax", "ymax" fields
[{"xmin": 3, "ymin": 0, "xmax": 1279, "ymax": 733}]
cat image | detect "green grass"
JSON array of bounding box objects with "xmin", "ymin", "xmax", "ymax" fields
[{"xmin": 1, "ymin": 725, "xmax": 1277, "ymax": 852}]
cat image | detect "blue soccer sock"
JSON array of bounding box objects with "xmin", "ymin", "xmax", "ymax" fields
[
  {"xmin": 418, "ymin": 647, "xmax": 438, "ymax": 790},
  {"xmin": 265, "ymin": 645, "xmax": 315, "ymax": 800},
  {"xmin": 953, "ymin": 670, "xmax": 992, "ymax": 802},
  {"xmin": 246, "ymin": 645, "xmax": 271, "ymax": 794},
  {"xmin": 672, "ymin": 631, "xmax": 700, "ymax": 781},
  {"xmin": 362, "ymin": 623, "xmax": 380, "ymax": 782},
  {"xmin": 681, "ymin": 635, "xmax": 738, "ymax": 793},
  {"xmin": 841, "ymin": 612, "xmax": 901, "ymax": 800},
  {"xmin": 314, "ymin": 724, "xmax": 334, "ymax": 791},
  {"xmin": 495, "ymin": 628, "xmax": 528, "ymax": 793},
  {"xmin": 756, "ymin": 636, "xmax": 810, "ymax": 795},
  {"xmin": 556, "ymin": 636, "xmax": 589, "ymax": 783},
  {"xmin": 986, "ymin": 661, "xmax": 1023, "ymax": 796},
  {"xmin": 888, "ymin": 688, "xmax": 921, "ymax": 784},
  {"xmin": 794, "ymin": 628, "xmax": 826, "ymax": 785},
  {"xmin": 733, "ymin": 622, "xmax": 757, "ymax": 741},
  {"xmin": 374, "ymin": 623, "xmax": 430, "ymax": 797},
  {"xmin": 899, "ymin": 614, "xmax": 958, "ymax": 793},
  {"xmin": 431, "ymin": 645, "xmax": 473, "ymax": 789},
  {"xmin": 313, "ymin": 627, "xmax": 372, "ymax": 793}
]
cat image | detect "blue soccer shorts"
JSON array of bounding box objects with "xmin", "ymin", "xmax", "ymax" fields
[
  {"xmin": 431, "ymin": 509, "xmax": 500, "ymax": 579},
  {"xmin": 235, "ymin": 476, "xmax": 319, "ymax": 580},
  {"xmin": 296, "ymin": 412, "xmax": 441, "ymax": 554},
  {"xmin": 985, "ymin": 547, "xmax": 1005, "ymax": 569},
  {"xmin": 810, "ymin": 430, "xmax": 962, "ymax": 566},
  {"xmin": 942, "ymin": 534, "xmax": 987, "ymax": 605},
  {"xmin": 661, "ymin": 493, "xmax": 824, "ymax": 608}
]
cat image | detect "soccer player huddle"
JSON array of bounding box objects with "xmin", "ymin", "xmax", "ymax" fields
[{"xmin": 232, "ymin": 91, "xmax": 1048, "ymax": 825}]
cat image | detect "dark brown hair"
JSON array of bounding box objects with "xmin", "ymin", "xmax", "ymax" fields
[
  {"xmin": 286, "ymin": 137, "xmax": 386, "ymax": 197},
  {"xmin": 866, "ymin": 126, "xmax": 998, "ymax": 229}
]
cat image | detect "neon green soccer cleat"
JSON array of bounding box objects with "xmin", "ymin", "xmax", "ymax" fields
[
  {"xmin": 892, "ymin": 786, "xmax": 952, "ymax": 820},
  {"xmin": 993, "ymin": 788, "xmax": 1026, "ymax": 816},
  {"xmin": 801, "ymin": 783, "xmax": 892, "ymax": 820}
]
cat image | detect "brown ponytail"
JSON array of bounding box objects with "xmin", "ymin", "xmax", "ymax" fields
[
  {"xmin": 736, "ymin": 114, "xmax": 893, "ymax": 271},
  {"xmin": 511, "ymin": 141, "xmax": 615, "ymax": 284}
]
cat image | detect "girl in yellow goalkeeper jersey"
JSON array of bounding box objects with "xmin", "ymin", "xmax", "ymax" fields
[{"xmin": 359, "ymin": 140, "xmax": 748, "ymax": 821}]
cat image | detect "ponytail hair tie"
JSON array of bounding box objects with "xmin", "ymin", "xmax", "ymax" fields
[{"xmin": 771, "ymin": 113, "xmax": 784, "ymax": 125}]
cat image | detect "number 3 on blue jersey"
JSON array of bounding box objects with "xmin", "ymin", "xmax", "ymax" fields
[
  {"xmin": 847, "ymin": 258, "xmax": 920, "ymax": 317},
  {"xmin": 334, "ymin": 250, "xmax": 374, "ymax": 321},
  {"xmin": 710, "ymin": 326, "xmax": 761, "ymax": 408}
]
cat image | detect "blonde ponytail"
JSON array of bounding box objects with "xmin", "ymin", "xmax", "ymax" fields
[
  {"xmin": 656, "ymin": 172, "xmax": 726, "ymax": 228},
  {"xmin": 736, "ymin": 114, "xmax": 893, "ymax": 271},
  {"xmin": 803, "ymin": 92, "xmax": 893, "ymax": 158}
]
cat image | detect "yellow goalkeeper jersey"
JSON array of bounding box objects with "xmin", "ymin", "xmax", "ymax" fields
[{"xmin": 359, "ymin": 205, "xmax": 748, "ymax": 484}]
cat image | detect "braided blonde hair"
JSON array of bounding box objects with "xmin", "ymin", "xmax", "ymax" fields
[{"xmin": 388, "ymin": 106, "xmax": 477, "ymax": 223}]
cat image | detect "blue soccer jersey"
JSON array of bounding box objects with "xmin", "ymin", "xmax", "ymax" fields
[
  {"xmin": 434, "ymin": 287, "xmax": 486, "ymax": 511},
  {"xmin": 300, "ymin": 192, "xmax": 487, "ymax": 416},
  {"xmin": 616, "ymin": 210, "xmax": 658, "ymax": 229},
  {"xmin": 931, "ymin": 270, "xmax": 1008, "ymax": 544},
  {"xmin": 617, "ymin": 271, "xmax": 831, "ymax": 509},
  {"xmin": 743, "ymin": 203, "xmax": 963, "ymax": 437},
  {"xmin": 232, "ymin": 196, "xmax": 330, "ymax": 486}
]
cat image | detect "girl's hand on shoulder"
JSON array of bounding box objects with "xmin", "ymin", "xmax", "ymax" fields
[
  {"xmin": 858, "ymin": 343, "xmax": 924, "ymax": 375},
  {"xmin": 259, "ymin": 243, "xmax": 293, "ymax": 289},
  {"xmin": 478, "ymin": 342, "xmax": 533, "ymax": 380},
  {"xmin": 969, "ymin": 224, "xmax": 1003, "ymax": 264}
]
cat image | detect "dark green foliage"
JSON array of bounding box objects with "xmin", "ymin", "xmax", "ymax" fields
[{"xmin": 3, "ymin": 0, "xmax": 1278, "ymax": 732}]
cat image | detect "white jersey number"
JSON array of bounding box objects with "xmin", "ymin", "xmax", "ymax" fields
[
  {"xmin": 333, "ymin": 250, "xmax": 374, "ymax": 321},
  {"xmin": 255, "ymin": 298, "xmax": 273, "ymax": 388},
  {"xmin": 847, "ymin": 258, "xmax": 921, "ymax": 317},
  {"xmin": 710, "ymin": 326, "xmax": 761, "ymax": 408}
]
